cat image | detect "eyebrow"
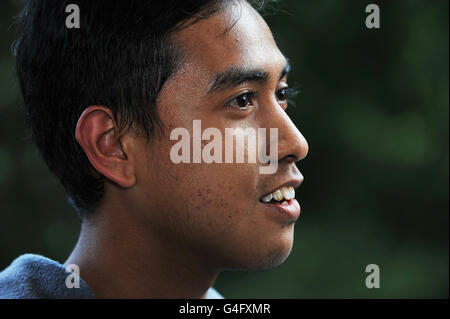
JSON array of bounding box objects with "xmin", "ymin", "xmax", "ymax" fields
[{"xmin": 207, "ymin": 60, "xmax": 291, "ymax": 94}]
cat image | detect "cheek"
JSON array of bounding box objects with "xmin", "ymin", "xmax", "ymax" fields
[
  {"xmin": 193, "ymin": 184, "xmax": 230, "ymax": 214},
  {"xmin": 156, "ymin": 156, "xmax": 259, "ymax": 228},
  {"xmin": 165, "ymin": 162, "xmax": 256, "ymax": 220},
  {"xmin": 145, "ymin": 123, "xmax": 259, "ymax": 220}
]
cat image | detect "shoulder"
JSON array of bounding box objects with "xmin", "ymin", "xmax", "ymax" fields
[
  {"xmin": 0, "ymin": 254, "xmax": 95, "ymax": 299},
  {"xmin": 206, "ymin": 287, "xmax": 224, "ymax": 299}
]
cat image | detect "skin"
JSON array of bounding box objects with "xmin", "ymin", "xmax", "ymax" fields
[{"xmin": 65, "ymin": 1, "xmax": 308, "ymax": 298}]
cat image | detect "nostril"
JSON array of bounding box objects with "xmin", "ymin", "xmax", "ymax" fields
[{"xmin": 282, "ymin": 154, "xmax": 298, "ymax": 164}]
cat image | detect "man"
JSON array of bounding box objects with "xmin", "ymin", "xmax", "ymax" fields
[{"xmin": 0, "ymin": 0, "xmax": 308, "ymax": 298}]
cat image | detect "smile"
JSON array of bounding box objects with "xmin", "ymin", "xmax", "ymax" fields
[
  {"xmin": 259, "ymin": 179, "xmax": 303, "ymax": 222},
  {"xmin": 260, "ymin": 186, "xmax": 295, "ymax": 204}
]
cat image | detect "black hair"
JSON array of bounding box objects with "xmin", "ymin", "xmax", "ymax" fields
[{"xmin": 14, "ymin": 0, "xmax": 239, "ymax": 216}]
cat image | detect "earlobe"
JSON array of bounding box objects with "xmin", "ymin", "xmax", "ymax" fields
[{"xmin": 75, "ymin": 106, "xmax": 136, "ymax": 188}]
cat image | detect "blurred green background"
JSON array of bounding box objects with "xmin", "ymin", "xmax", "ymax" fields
[{"xmin": 0, "ymin": 0, "xmax": 448, "ymax": 298}]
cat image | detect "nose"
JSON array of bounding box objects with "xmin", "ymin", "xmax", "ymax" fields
[{"xmin": 273, "ymin": 106, "xmax": 309, "ymax": 164}]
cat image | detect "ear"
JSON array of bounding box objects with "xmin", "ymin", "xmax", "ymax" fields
[{"xmin": 75, "ymin": 106, "xmax": 136, "ymax": 188}]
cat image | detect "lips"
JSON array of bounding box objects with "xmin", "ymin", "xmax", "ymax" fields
[{"xmin": 259, "ymin": 178, "xmax": 303, "ymax": 222}]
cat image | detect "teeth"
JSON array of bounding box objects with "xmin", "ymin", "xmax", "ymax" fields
[
  {"xmin": 273, "ymin": 189, "xmax": 283, "ymax": 201},
  {"xmin": 261, "ymin": 193, "xmax": 273, "ymax": 203},
  {"xmin": 289, "ymin": 187, "xmax": 295, "ymax": 199},
  {"xmin": 280, "ymin": 187, "xmax": 290, "ymax": 200},
  {"xmin": 261, "ymin": 186, "xmax": 295, "ymax": 203}
]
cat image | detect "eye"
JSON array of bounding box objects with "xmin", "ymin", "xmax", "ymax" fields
[
  {"xmin": 276, "ymin": 87, "xmax": 289, "ymax": 101},
  {"xmin": 227, "ymin": 92, "xmax": 256, "ymax": 110}
]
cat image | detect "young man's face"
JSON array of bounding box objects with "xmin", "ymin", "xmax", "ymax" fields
[{"xmin": 128, "ymin": 2, "xmax": 308, "ymax": 270}]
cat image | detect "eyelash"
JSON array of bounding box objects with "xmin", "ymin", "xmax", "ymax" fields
[{"xmin": 226, "ymin": 87, "xmax": 293, "ymax": 111}]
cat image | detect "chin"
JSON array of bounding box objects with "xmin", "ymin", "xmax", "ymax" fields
[
  {"xmin": 255, "ymin": 249, "xmax": 292, "ymax": 271},
  {"xmin": 226, "ymin": 233, "xmax": 295, "ymax": 271}
]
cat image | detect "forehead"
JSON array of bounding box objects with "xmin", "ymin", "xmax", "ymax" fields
[{"xmin": 172, "ymin": 2, "xmax": 286, "ymax": 81}]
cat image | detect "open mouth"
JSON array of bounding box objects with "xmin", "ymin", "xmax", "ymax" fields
[{"xmin": 260, "ymin": 186, "xmax": 295, "ymax": 205}]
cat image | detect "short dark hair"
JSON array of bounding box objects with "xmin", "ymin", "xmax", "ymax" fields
[{"xmin": 14, "ymin": 0, "xmax": 238, "ymax": 216}]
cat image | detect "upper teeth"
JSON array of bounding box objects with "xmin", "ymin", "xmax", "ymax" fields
[{"xmin": 261, "ymin": 186, "xmax": 295, "ymax": 203}]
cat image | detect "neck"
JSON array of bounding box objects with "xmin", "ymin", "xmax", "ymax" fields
[{"xmin": 64, "ymin": 204, "xmax": 220, "ymax": 298}]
